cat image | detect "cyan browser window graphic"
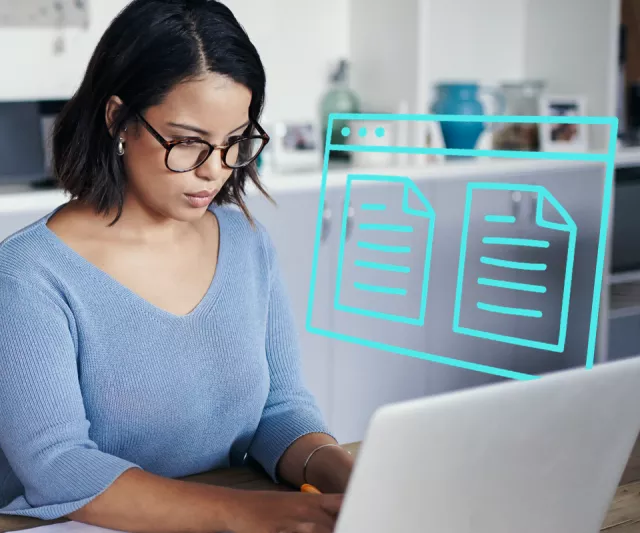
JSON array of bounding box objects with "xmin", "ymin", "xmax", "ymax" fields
[{"xmin": 306, "ymin": 113, "xmax": 617, "ymax": 381}]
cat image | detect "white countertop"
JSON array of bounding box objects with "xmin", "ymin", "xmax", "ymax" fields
[
  {"xmin": 257, "ymin": 157, "xmax": 604, "ymax": 192},
  {"xmin": 614, "ymin": 146, "xmax": 640, "ymax": 168},
  {"xmin": 0, "ymin": 157, "xmax": 608, "ymax": 214}
]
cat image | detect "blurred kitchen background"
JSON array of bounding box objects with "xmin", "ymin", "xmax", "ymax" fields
[{"xmin": 2, "ymin": 0, "xmax": 640, "ymax": 444}]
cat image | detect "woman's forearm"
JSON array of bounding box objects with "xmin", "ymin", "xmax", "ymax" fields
[
  {"xmin": 67, "ymin": 467, "xmax": 238, "ymax": 533},
  {"xmin": 277, "ymin": 433, "xmax": 354, "ymax": 493},
  {"xmin": 68, "ymin": 435, "xmax": 353, "ymax": 532}
]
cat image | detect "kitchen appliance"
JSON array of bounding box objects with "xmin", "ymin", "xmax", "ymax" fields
[
  {"xmin": 618, "ymin": 24, "xmax": 627, "ymax": 138},
  {"xmin": 38, "ymin": 100, "xmax": 67, "ymax": 182},
  {"xmin": 0, "ymin": 99, "xmax": 67, "ymax": 188},
  {"xmin": 611, "ymin": 164, "xmax": 640, "ymax": 273},
  {"xmin": 626, "ymin": 83, "xmax": 640, "ymax": 145},
  {"xmin": 0, "ymin": 101, "xmax": 45, "ymax": 186}
]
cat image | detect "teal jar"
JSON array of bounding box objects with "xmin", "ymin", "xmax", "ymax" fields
[{"xmin": 430, "ymin": 83, "xmax": 504, "ymax": 151}]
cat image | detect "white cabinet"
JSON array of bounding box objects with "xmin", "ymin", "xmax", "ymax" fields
[
  {"xmin": 248, "ymin": 164, "xmax": 606, "ymax": 443},
  {"xmin": 0, "ymin": 190, "xmax": 67, "ymax": 241},
  {"xmin": 251, "ymin": 181, "xmax": 435, "ymax": 444},
  {"xmin": 0, "ymin": 208, "xmax": 58, "ymax": 241},
  {"xmin": 421, "ymin": 163, "xmax": 606, "ymax": 387},
  {"xmin": 521, "ymin": 164, "xmax": 606, "ymax": 371},
  {"xmin": 424, "ymin": 164, "xmax": 606, "ymax": 381},
  {"xmin": 321, "ymin": 182, "xmax": 434, "ymax": 444},
  {"xmin": 421, "ymin": 178, "xmax": 517, "ymax": 393}
]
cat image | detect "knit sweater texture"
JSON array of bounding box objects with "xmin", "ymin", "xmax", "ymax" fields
[{"xmin": 0, "ymin": 204, "xmax": 329, "ymax": 520}]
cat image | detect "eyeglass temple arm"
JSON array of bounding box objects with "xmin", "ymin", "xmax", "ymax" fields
[
  {"xmin": 135, "ymin": 112, "xmax": 172, "ymax": 149},
  {"xmin": 253, "ymin": 120, "xmax": 269, "ymax": 140}
]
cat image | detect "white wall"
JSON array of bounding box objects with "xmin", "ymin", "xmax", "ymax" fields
[
  {"xmin": 349, "ymin": 0, "xmax": 527, "ymax": 118},
  {"xmin": 424, "ymin": 0, "xmax": 527, "ymax": 110},
  {"xmin": 523, "ymin": 0, "xmax": 620, "ymax": 150},
  {"xmin": 0, "ymin": 0, "xmax": 349, "ymax": 124},
  {"xmin": 0, "ymin": 1, "xmax": 130, "ymax": 101},
  {"xmin": 349, "ymin": 0, "xmax": 419, "ymax": 113},
  {"xmin": 224, "ymin": 0, "xmax": 350, "ymax": 123}
]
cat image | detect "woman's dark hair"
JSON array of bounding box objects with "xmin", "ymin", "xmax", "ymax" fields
[{"xmin": 52, "ymin": 0, "xmax": 270, "ymax": 225}]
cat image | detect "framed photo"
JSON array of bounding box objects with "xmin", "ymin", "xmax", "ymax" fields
[
  {"xmin": 538, "ymin": 95, "xmax": 588, "ymax": 152},
  {"xmin": 269, "ymin": 121, "xmax": 322, "ymax": 172}
]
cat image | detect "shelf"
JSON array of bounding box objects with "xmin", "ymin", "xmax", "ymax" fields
[
  {"xmin": 615, "ymin": 147, "xmax": 640, "ymax": 168},
  {"xmin": 610, "ymin": 270, "xmax": 640, "ymax": 284},
  {"xmin": 610, "ymin": 280, "xmax": 640, "ymax": 319}
]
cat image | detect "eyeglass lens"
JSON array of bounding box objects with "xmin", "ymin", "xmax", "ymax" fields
[{"xmin": 167, "ymin": 137, "xmax": 264, "ymax": 171}]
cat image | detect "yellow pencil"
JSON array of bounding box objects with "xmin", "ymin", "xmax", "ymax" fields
[{"xmin": 300, "ymin": 483, "xmax": 322, "ymax": 494}]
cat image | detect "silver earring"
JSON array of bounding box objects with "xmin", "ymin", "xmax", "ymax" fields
[{"xmin": 117, "ymin": 137, "xmax": 125, "ymax": 156}]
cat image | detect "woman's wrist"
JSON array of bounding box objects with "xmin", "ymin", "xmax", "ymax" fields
[
  {"xmin": 215, "ymin": 487, "xmax": 254, "ymax": 531},
  {"xmin": 304, "ymin": 445, "xmax": 354, "ymax": 494},
  {"xmin": 276, "ymin": 433, "xmax": 355, "ymax": 492}
]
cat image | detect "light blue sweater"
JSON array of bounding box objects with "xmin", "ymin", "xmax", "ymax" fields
[{"xmin": 0, "ymin": 204, "xmax": 330, "ymax": 520}]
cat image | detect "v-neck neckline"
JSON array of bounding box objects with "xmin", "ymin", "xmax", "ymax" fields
[{"xmin": 39, "ymin": 204, "xmax": 229, "ymax": 320}]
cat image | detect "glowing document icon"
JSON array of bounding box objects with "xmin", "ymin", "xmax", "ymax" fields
[
  {"xmin": 334, "ymin": 174, "xmax": 435, "ymax": 325},
  {"xmin": 453, "ymin": 182, "xmax": 577, "ymax": 352}
]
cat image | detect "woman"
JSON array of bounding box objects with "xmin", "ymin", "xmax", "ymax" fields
[{"xmin": 0, "ymin": 1, "xmax": 353, "ymax": 531}]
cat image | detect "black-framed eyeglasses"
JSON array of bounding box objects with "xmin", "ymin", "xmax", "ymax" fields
[{"xmin": 134, "ymin": 112, "xmax": 270, "ymax": 173}]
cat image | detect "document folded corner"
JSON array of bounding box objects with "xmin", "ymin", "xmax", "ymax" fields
[
  {"xmin": 402, "ymin": 178, "xmax": 436, "ymax": 219},
  {"xmin": 536, "ymin": 186, "xmax": 576, "ymax": 233}
]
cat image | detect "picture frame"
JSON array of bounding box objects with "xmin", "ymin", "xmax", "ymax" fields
[
  {"xmin": 268, "ymin": 121, "xmax": 322, "ymax": 172},
  {"xmin": 538, "ymin": 95, "xmax": 588, "ymax": 152}
]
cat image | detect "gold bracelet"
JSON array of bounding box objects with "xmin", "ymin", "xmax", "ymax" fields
[{"xmin": 302, "ymin": 443, "xmax": 347, "ymax": 485}]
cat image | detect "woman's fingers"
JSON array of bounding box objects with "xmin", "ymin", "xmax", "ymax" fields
[{"xmin": 319, "ymin": 493, "xmax": 344, "ymax": 516}]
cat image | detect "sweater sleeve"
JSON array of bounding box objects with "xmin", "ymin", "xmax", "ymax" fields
[
  {"xmin": 247, "ymin": 229, "xmax": 333, "ymax": 481},
  {"xmin": 0, "ymin": 274, "xmax": 141, "ymax": 520}
]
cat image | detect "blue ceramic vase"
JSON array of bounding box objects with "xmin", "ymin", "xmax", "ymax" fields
[{"xmin": 431, "ymin": 83, "xmax": 494, "ymax": 150}]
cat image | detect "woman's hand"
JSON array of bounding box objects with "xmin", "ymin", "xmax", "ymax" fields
[{"xmin": 226, "ymin": 490, "xmax": 344, "ymax": 533}]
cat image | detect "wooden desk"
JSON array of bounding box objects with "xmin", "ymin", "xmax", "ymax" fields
[{"xmin": 1, "ymin": 441, "xmax": 639, "ymax": 532}]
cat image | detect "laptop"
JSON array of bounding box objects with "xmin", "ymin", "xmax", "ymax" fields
[{"xmin": 334, "ymin": 356, "xmax": 640, "ymax": 533}]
